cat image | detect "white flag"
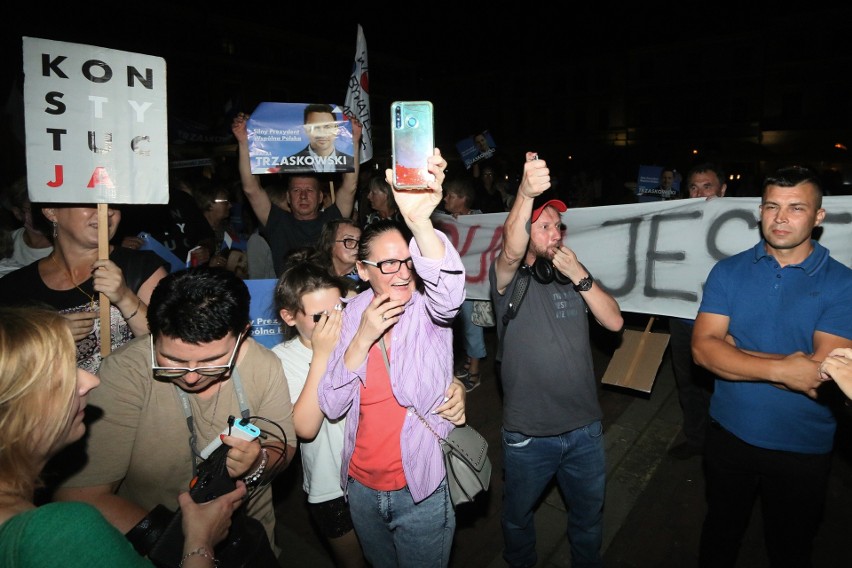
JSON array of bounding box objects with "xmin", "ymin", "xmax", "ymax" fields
[{"xmin": 343, "ymin": 24, "xmax": 372, "ymax": 163}]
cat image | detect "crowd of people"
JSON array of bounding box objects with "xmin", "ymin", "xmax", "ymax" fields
[{"xmin": 1, "ymin": 104, "xmax": 851, "ymax": 568}]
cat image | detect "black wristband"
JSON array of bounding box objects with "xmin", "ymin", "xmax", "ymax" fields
[
  {"xmin": 125, "ymin": 504, "xmax": 176, "ymax": 556},
  {"xmin": 573, "ymin": 273, "xmax": 594, "ymax": 292}
]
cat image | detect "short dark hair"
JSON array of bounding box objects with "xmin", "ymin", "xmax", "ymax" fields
[
  {"xmin": 357, "ymin": 219, "xmax": 410, "ymax": 261},
  {"xmin": 286, "ymin": 173, "xmax": 323, "ymax": 191},
  {"xmin": 763, "ymin": 166, "xmax": 823, "ymax": 208},
  {"xmin": 317, "ymin": 218, "xmax": 360, "ymax": 260},
  {"xmin": 444, "ymin": 176, "xmax": 477, "ymax": 208},
  {"xmin": 303, "ymin": 103, "xmax": 336, "ymax": 122},
  {"xmin": 275, "ymin": 251, "xmax": 348, "ymax": 340},
  {"xmin": 148, "ymin": 267, "xmax": 250, "ymax": 343},
  {"xmin": 357, "ymin": 219, "xmax": 420, "ymax": 291},
  {"xmin": 687, "ymin": 162, "xmax": 726, "ymax": 184}
]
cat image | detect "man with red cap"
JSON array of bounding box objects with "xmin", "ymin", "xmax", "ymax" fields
[{"xmin": 490, "ymin": 152, "xmax": 624, "ymax": 568}]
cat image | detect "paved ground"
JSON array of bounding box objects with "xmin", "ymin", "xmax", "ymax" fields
[{"xmin": 272, "ymin": 316, "xmax": 852, "ymax": 567}]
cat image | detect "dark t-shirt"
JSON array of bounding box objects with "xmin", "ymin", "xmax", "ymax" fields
[
  {"xmin": 115, "ymin": 190, "xmax": 215, "ymax": 261},
  {"xmin": 0, "ymin": 248, "xmax": 166, "ymax": 373},
  {"xmin": 266, "ymin": 204, "xmax": 342, "ymax": 276},
  {"xmin": 489, "ymin": 263, "xmax": 602, "ymax": 436}
]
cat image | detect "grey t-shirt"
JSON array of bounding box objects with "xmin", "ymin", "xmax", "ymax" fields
[{"xmin": 490, "ymin": 263, "xmax": 602, "ymax": 436}]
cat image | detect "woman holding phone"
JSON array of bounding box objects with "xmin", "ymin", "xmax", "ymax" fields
[{"xmin": 318, "ymin": 149, "xmax": 467, "ymax": 567}]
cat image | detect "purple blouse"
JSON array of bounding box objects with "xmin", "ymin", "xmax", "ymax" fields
[{"xmin": 318, "ymin": 229, "xmax": 465, "ymax": 502}]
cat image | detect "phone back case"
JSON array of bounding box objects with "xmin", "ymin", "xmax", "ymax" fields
[{"xmin": 391, "ymin": 101, "xmax": 434, "ymax": 189}]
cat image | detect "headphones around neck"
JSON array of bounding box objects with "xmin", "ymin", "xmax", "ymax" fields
[{"xmin": 522, "ymin": 257, "xmax": 572, "ymax": 285}]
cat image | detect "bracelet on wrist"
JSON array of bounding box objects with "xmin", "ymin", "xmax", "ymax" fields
[
  {"xmin": 179, "ymin": 546, "xmax": 218, "ymax": 567},
  {"xmin": 125, "ymin": 297, "xmax": 142, "ymax": 321},
  {"xmin": 244, "ymin": 447, "xmax": 268, "ymax": 485}
]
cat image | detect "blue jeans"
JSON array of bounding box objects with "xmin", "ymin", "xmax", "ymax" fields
[
  {"xmin": 346, "ymin": 477, "xmax": 455, "ymax": 568},
  {"xmin": 459, "ymin": 300, "xmax": 487, "ymax": 360},
  {"xmin": 501, "ymin": 422, "xmax": 606, "ymax": 568}
]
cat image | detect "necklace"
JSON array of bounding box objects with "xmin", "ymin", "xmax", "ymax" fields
[
  {"xmin": 50, "ymin": 253, "xmax": 96, "ymax": 309},
  {"xmin": 210, "ymin": 382, "xmax": 222, "ymax": 424},
  {"xmin": 199, "ymin": 381, "xmax": 223, "ymax": 427}
]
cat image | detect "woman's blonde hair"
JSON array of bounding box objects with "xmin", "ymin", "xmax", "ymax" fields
[{"xmin": 0, "ymin": 306, "xmax": 77, "ymax": 499}]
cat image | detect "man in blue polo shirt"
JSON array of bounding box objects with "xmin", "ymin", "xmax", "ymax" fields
[{"xmin": 692, "ymin": 165, "xmax": 852, "ymax": 567}]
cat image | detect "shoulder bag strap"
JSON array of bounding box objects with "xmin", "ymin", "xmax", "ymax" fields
[{"xmin": 496, "ymin": 268, "xmax": 531, "ymax": 362}]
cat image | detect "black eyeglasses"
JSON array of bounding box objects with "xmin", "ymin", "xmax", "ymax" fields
[
  {"xmin": 335, "ymin": 238, "xmax": 359, "ymax": 249},
  {"xmin": 360, "ymin": 257, "xmax": 414, "ymax": 274},
  {"xmin": 150, "ymin": 332, "xmax": 243, "ymax": 380}
]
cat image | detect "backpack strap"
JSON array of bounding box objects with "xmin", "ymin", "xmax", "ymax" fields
[{"xmin": 496, "ymin": 267, "xmax": 532, "ymax": 362}]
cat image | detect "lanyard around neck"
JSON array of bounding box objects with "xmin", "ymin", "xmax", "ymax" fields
[{"xmin": 175, "ymin": 367, "xmax": 251, "ymax": 476}]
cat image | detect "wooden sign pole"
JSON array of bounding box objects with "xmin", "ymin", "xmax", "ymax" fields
[
  {"xmin": 98, "ymin": 203, "xmax": 111, "ymax": 357},
  {"xmin": 623, "ymin": 316, "xmax": 655, "ymax": 384}
]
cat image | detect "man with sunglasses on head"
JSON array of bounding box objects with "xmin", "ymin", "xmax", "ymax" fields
[{"xmin": 55, "ymin": 267, "xmax": 297, "ymax": 557}]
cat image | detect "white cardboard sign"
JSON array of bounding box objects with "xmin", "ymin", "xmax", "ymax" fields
[{"xmin": 23, "ymin": 37, "xmax": 168, "ymax": 204}]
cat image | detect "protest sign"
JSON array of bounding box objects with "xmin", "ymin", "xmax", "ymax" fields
[
  {"xmin": 435, "ymin": 196, "xmax": 852, "ymax": 319},
  {"xmin": 343, "ymin": 24, "xmax": 372, "ymax": 164},
  {"xmin": 137, "ymin": 232, "xmax": 185, "ymax": 273},
  {"xmin": 23, "ymin": 37, "xmax": 168, "ymax": 204},
  {"xmin": 456, "ymin": 130, "xmax": 496, "ymax": 169},
  {"xmin": 635, "ymin": 164, "xmax": 681, "ymax": 202},
  {"xmin": 23, "ymin": 37, "xmax": 169, "ymax": 356},
  {"xmin": 246, "ymin": 279, "xmax": 284, "ymax": 349},
  {"xmin": 247, "ymin": 102, "xmax": 355, "ymax": 174}
]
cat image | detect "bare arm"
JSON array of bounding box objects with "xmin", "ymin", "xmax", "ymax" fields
[
  {"xmin": 433, "ymin": 378, "xmax": 466, "ymax": 425},
  {"xmin": 494, "ymin": 153, "xmax": 550, "ymax": 295},
  {"xmin": 294, "ymin": 308, "xmax": 342, "ymax": 440},
  {"xmin": 333, "ymin": 120, "xmax": 362, "ymax": 219},
  {"xmin": 551, "ymin": 248, "xmax": 623, "ymax": 332},
  {"xmin": 53, "ymin": 482, "xmax": 148, "ymax": 534},
  {"xmin": 232, "ymin": 113, "xmax": 271, "ymax": 227},
  {"xmin": 383, "ymin": 148, "xmax": 448, "ymax": 260},
  {"xmin": 343, "ymin": 293, "xmax": 405, "ymax": 371},
  {"xmin": 90, "ymin": 262, "xmax": 167, "ymax": 337},
  {"xmin": 820, "ymin": 347, "xmax": 852, "ymax": 399},
  {"xmin": 178, "ymin": 482, "xmax": 247, "ymax": 568},
  {"xmin": 691, "ymin": 312, "xmax": 848, "ymax": 399}
]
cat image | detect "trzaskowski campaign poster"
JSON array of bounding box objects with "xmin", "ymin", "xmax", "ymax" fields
[{"xmin": 247, "ymin": 102, "xmax": 355, "ymax": 174}]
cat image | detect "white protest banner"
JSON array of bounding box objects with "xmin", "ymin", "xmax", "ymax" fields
[
  {"xmin": 23, "ymin": 37, "xmax": 168, "ymax": 204},
  {"xmin": 343, "ymin": 24, "xmax": 372, "ymax": 164},
  {"xmin": 434, "ymin": 196, "xmax": 852, "ymax": 319}
]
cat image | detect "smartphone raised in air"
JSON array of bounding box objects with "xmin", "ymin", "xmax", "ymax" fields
[{"xmin": 391, "ymin": 101, "xmax": 435, "ymax": 189}]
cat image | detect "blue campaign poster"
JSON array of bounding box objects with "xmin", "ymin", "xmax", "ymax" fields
[
  {"xmin": 636, "ymin": 165, "xmax": 682, "ymax": 202},
  {"xmin": 246, "ymin": 278, "xmax": 284, "ymax": 349},
  {"xmin": 247, "ymin": 102, "xmax": 355, "ymax": 175},
  {"xmin": 137, "ymin": 232, "xmax": 185, "ymax": 273},
  {"xmin": 455, "ymin": 130, "xmax": 496, "ymax": 169}
]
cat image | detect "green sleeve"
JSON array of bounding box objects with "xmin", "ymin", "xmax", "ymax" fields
[{"xmin": 0, "ymin": 502, "xmax": 152, "ymax": 567}]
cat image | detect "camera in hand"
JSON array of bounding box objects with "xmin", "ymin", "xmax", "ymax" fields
[{"xmin": 190, "ymin": 442, "xmax": 235, "ymax": 503}]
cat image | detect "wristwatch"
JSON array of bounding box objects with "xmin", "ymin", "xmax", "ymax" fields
[{"xmin": 573, "ymin": 273, "xmax": 594, "ymax": 292}]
